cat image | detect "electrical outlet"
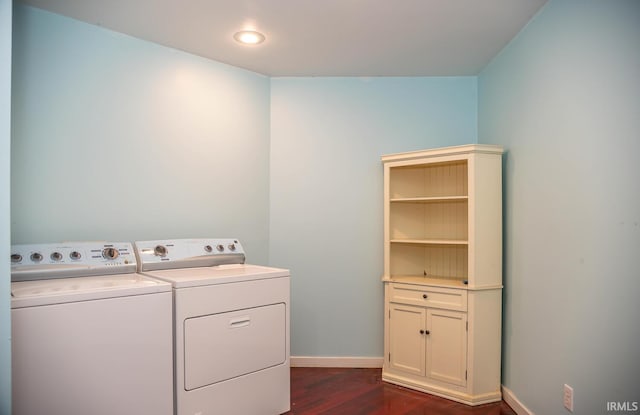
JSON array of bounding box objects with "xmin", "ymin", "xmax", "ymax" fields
[{"xmin": 563, "ymin": 384, "xmax": 574, "ymax": 412}]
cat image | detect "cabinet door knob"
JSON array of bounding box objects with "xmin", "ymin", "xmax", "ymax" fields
[
  {"xmin": 425, "ymin": 330, "xmax": 430, "ymax": 335},
  {"xmin": 420, "ymin": 330, "xmax": 425, "ymax": 334},
  {"xmin": 423, "ymin": 294, "xmax": 428, "ymax": 299}
]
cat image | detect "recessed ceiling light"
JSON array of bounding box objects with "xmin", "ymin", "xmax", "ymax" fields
[{"xmin": 233, "ymin": 30, "xmax": 265, "ymax": 45}]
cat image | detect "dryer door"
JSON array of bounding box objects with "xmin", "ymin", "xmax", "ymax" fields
[{"xmin": 183, "ymin": 303, "xmax": 286, "ymax": 390}]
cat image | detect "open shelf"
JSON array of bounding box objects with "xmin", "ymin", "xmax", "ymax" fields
[
  {"xmin": 387, "ymin": 159, "xmax": 469, "ymax": 283},
  {"xmin": 383, "ymin": 144, "xmax": 503, "ymax": 288},
  {"xmin": 384, "ymin": 275, "xmax": 469, "ymax": 288},
  {"xmin": 390, "ymin": 239, "xmax": 468, "ymax": 245},
  {"xmin": 390, "ymin": 196, "xmax": 469, "ymax": 203},
  {"xmin": 389, "ymin": 160, "xmax": 468, "ymax": 199},
  {"xmin": 390, "ymin": 198, "xmax": 468, "ymax": 243},
  {"xmin": 390, "ymin": 242, "xmax": 468, "ymax": 281}
]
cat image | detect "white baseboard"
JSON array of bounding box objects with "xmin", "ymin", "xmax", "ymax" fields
[
  {"xmin": 291, "ymin": 356, "xmax": 384, "ymax": 368},
  {"xmin": 502, "ymin": 385, "xmax": 534, "ymax": 415}
]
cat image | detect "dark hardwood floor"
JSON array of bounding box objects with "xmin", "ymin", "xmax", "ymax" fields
[{"xmin": 286, "ymin": 367, "xmax": 516, "ymax": 415}]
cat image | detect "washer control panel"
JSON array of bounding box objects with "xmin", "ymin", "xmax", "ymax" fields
[
  {"xmin": 10, "ymin": 242, "xmax": 137, "ymax": 281},
  {"xmin": 135, "ymin": 238, "xmax": 245, "ymax": 271}
]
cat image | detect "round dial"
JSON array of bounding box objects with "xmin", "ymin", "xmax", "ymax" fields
[
  {"xmin": 11, "ymin": 254, "xmax": 22, "ymax": 263},
  {"xmin": 204, "ymin": 245, "xmax": 213, "ymax": 253},
  {"xmin": 227, "ymin": 243, "xmax": 236, "ymax": 251},
  {"xmin": 30, "ymin": 252, "xmax": 43, "ymax": 262},
  {"xmin": 102, "ymin": 247, "xmax": 120, "ymax": 260},
  {"xmin": 50, "ymin": 252, "xmax": 63, "ymax": 261},
  {"xmin": 216, "ymin": 244, "xmax": 224, "ymax": 252},
  {"xmin": 154, "ymin": 245, "xmax": 168, "ymax": 257},
  {"xmin": 70, "ymin": 251, "xmax": 82, "ymax": 260}
]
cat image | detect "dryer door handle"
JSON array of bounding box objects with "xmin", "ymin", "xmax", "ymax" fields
[{"xmin": 229, "ymin": 317, "xmax": 251, "ymax": 328}]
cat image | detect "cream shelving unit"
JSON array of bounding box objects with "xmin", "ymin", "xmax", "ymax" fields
[{"xmin": 381, "ymin": 144, "xmax": 504, "ymax": 406}]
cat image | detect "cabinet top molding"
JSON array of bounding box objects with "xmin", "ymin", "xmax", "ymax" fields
[{"xmin": 381, "ymin": 144, "xmax": 504, "ymax": 163}]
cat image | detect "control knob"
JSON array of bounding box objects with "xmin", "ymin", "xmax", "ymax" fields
[
  {"xmin": 204, "ymin": 245, "xmax": 213, "ymax": 253},
  {"xmin": 50, "ymin": 252, "xmax": 63, "ymax": 261},
  {"xmin": 10, "ymin": 254, "xmax": 22, "ymax": 263},
  {"xmin": 216, "ymin": 244, "xmax": 224, "ymax": 252},
  {"xmin": 30, "ymin": 252, "xmax": 43, "ymax": 262},
  {"xmin": 228, "ymin": 243, "xmax": 236, "ymax": 251},
  {"xmin": 154, "ymin": 245, "xmax": 168, "ymax": 257},
  {"xmin": 70, "ymin": 251, "xmax": 82, "ymax": 260},
  {"xmin": 102, "ymin": 247, "xmax": 120, "ymax": 260}
]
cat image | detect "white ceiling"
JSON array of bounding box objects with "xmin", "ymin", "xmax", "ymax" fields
[{"xmin": 20, "ymin": 0, "xmax": 547, "ymax": 77}]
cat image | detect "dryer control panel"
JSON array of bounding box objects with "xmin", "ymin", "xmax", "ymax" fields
[
  {"xmin": 10, "ymin": 242, "xmax": 137, "ymax": 281},
  {"xmin": 135, "ymin": 238, "xmax": 246, "ymax": 271}
]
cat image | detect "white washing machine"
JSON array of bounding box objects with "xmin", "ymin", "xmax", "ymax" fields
[
  {"xmin": 10, "ymin": 242, "xmax": 174, "ymax": 415},
  {"xmin": 134, "ymin": 238, "xmax": 290, "ymax": 415}
]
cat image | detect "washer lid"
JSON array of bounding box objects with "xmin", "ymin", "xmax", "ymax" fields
[
  {"xmin": 142, "ymin": 264, "xmax": 290, "ymax": 288},
  {"xmin": 11, "ymin": 273, "xmax": 171, "ymax": 308}
]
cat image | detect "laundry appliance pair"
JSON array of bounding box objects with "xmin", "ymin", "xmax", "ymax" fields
[{"xmin": 10, "ymin": 238, "xmax": 290, "ymax": 415}]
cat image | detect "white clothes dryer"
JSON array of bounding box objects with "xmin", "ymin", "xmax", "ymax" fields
[
  {"xmin": 134, "ymin": 238, "xmax": 290, "ymax": 415},
  {"xmin": 10, "ymin": 242, "xmax": 174, "ymax": 415}
]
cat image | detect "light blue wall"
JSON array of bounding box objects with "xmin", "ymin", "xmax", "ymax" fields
[
  {"xmin": 11, "ymin": 5, "xmax": 271, "ymax": 263},
  {"xmin": 479, "ymin": 1, "xmax": 640, "ymax": 413},
  {"xmin": 1, "ymin": 0, "xmax": 12, "ymax": 413},
  {"xmin": 270, "ymin": 77, "xmax": 477, "ymax": 356}
]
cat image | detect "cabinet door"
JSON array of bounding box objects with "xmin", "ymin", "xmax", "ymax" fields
[
  {"xmin": 389, "ymin": 303, "xmax": 426, "ymax": 376},
  {"xmin": 426, "ymin": 308, "xmax": 467, "ymax": 386}
]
